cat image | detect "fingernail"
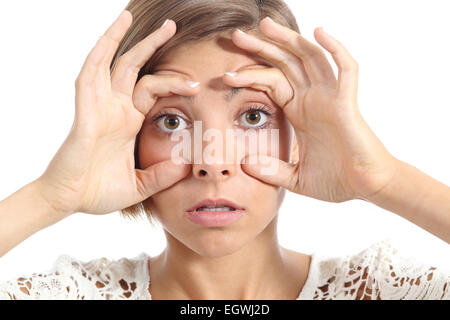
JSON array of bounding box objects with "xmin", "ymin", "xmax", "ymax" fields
[
  {"xmin": 161, "ymin": 19, "xmax": 169, "ymax": 29},
  {"xmin": 237, "ymin": 28, "xmax": 246, "ymax": 35},
  {"xmin": 186, "ymin": 80, "xmax": 200, "ymax": 88},
  {"xmin": 225, "ymin": 72, "xmax": 237, "ymax": 77},
  {"xmin": 265, "ymin": 16, "xmax": 274, "ymax": 23}
]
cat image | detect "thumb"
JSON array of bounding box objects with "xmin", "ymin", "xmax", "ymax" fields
[
  {"xmin": 134, "ymin": 158, "xmax": 191, "ymax": 201},
  {"xmin": 240, "ymin": 154, "xmax": 299, "ymax": 192}
]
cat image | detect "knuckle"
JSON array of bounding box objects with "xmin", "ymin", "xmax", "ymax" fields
[
  {"xmin": 341, "ymin": 62, "xmax": 353, "ymax": 73},
  {"xmin": 99, "ymin": 34, "xmax": 119, "ymax": 47},
  {"xmin": 283, "ymin": 55, "xmax": 301, "ymax": 70},
  {"xmin": 75, "ymin": 72, "xmax": 95, "ymax": 89},
  {"xmin": 343, "ymin": 57, "xmax": 359, "ymax": 73},
  {"xmin": 115, "ymin": 54, "xmax": 131, "ymax": 70},
  {"xmin": 175, "ymin": 74, "xmax": 190, "ymax": 85},
  {"xmin": 349, "ymin": 56, "xmax": 359, "ymax": 69},
  {"xmin": 287, "ymin": 164, "xmax": 301, "ymax": 192},
  {"xmin": 293, "ymin": 36, "xmax": 318, "ymax": 57},
  {"xmin": 146, "ymin": 41, "xmax": 158, "ymax": 54},
  {"xmin": 134, "ymin": 172, "xmax": 148, "ymax": 197},
  {"xmin": 75, "ymin": 75, "xmax": 85, "ymax": 89},
  {"xmin": 272, "ymin": 53, "xmax": 291, "ymax": 69},
  {"xmin": 267, "ymin": 70, "xmax": 279, "ymax": 88},
  {"xmin": 148, "ymin": 166, "xmax": 163, "ymax": 192},
  {"xmin": 279, "ymin": 32, "xmax": 296, "ymax": 46},
  {"xmin": 292, "ymin": 35, "xmax": 307, "ymax": 53},
  {"xmin": 115, "ymin": 54, "xmax": 140, "ymax": 76},
  {"xmin": 136, "ymin": 164, "xmax": 167, "ymax": 197},
  {"xmin": 161, "ymin": 73, "xmax": 184, "ymax": 82},
  {"xmin": 270, "ymin": 68, "xmax": 294, "ymax": 104},
  {"xmin": 96, "ymin": 35, "xmax": 107, "ymax": 48},
  {"xmin": 335, "ymin": 94, "xmax": 353, "ymax": 106},
  {"xmin": 135, "ymin": 74, "xmax": 156, "ymax": 92},
  {"xmin": 265, "ymin": 80, "xmax": 277, "ymax": 98}
]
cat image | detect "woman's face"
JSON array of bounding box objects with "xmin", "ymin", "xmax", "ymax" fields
[{"xmin": 138, "ymin": 32, "xmax": 295, "ymax": 258}]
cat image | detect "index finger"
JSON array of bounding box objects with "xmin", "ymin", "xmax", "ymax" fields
[
  {"xmin": 102, "ymin": 10, "xmax": 134, "ymax": 71},
  {"xmin": 77, "ymin": 10, "xmax": 132, "ymax": 85},
  {"xmin": 110, "ymin": 19, "xmax": 177, "ymax": 96}
]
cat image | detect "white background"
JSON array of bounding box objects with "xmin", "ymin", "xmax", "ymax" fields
[{"xmin": 0, "ymin": 0, "xmax": 449, "ymax": 282}]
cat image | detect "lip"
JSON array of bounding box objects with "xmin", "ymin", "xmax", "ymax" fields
[{"xmin": 185, "ymin": 198, "xmax": 245, "ymax": 227}]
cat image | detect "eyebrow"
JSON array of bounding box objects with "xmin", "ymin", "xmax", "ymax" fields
[{"xmin": 180, "ymin": 87, "xmax": 244, "ymax": 102}]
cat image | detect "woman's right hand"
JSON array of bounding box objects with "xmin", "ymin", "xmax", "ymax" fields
[{"xmin": 36, "ymin": 11, "xmax": 198, "ymax": 216}]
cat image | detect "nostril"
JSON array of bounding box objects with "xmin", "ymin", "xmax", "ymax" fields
[{"xmin": 197, "ymin": 169, "xmax": 230, "ymax": 177}]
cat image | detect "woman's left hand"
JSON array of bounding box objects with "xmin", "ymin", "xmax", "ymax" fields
[{"xmin": 224, "ymin": 17, "xmax": 399, "ymax": 203}]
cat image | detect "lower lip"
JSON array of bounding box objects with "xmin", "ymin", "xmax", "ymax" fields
[{"xmin": 186, "ymin": 209, "xmax": 245, "ymax": 227}]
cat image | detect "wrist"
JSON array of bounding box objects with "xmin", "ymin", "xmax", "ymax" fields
[
  {"xmin": 362, "ymin": 158, "xmax": 450, "ymax": 243},
  {"xmin": 0, "ymin": 179, "xmax": 73, "ymax": 257},
  {"xmin": 30, "ymin": 178, "xmax": 74, "ymax": 223},
  {"xmin": 363, "ymin": 157, "xmax": 406, "ymax": 206},
  {"xmin": 363, "ymin": 156, "xmax": 439, "ymax": 221}
]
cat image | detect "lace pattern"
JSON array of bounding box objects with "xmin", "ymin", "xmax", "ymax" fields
[
  {"xmin": 0, "ymin": 253, "xmax": 150, "ymax": 300},
  {"xmin": 306, "ymin": 239, "xmax": 450, "ymax": 300},
  {"xmin": 1, "ymin": 239, "xmax": 448, "ymax": 300}
]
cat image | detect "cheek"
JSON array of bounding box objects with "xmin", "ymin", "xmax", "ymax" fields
[{"xmin": 138, "ymin": 126, "xmax": 178, "ymax": 169}]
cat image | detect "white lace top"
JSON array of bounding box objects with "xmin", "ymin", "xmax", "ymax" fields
[{"xmin": 1, "ymin": 239, "xmax": 449, "ymax": 300}]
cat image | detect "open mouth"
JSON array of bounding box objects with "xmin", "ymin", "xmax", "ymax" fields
[
  {"xmin": 195, "ymin": 206, "xmax": 237, "ymax": 212},
  {"xmin": 186, "ymin": 198, "xmax": 244, "ymax": 213},
  {"xmin": 186, "ymin": 199, "xmax": 245, "ymax": 227}
]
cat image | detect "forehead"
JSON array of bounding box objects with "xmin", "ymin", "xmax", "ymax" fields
[
  {"xmin": 151, "ymin": 33, "xmax": 277, "ymax": 106},
  {"xmin": 153, "ymin": 33, "xmax": 273, "ymax": 78}
]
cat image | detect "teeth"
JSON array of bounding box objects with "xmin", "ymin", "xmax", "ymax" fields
[{"xmin": 196, "ymin": 206, "xmax": 236, "ymax": 212}]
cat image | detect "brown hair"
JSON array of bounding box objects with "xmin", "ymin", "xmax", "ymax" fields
[{"xmin": 112, "ymin": 0, "xmax": 300, "ymax": 222}]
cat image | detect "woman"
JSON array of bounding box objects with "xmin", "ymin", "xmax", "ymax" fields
[{"xmin": 0, "ymin": 0, "xmax": 449, "ymax": 300}]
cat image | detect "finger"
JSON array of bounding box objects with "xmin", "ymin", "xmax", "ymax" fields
[
  {"xmin": 313, "ymin": 28, "xmax": 359, "ymax": 101},
  {"xmin": 134, "ymin": 158, "xmax": 191, "ymax": 201},
  {"xmin": 223, "ymin": 68, "xmax": 305, "ymax": 129},
  {"xmin": 76, "ymin": 10, "xmax": 132, "ymax": 88},
  {"xmin": 259, "ymin": 17, "xmax": 336, "ymax": 88},
  {"xmin": 241, "ymin": 154, "xmax": 299, "ymax": 193},
  {"xmin": 132, "ymin": 74, "xmax": 201, "ymax": 116},
  {"xmin": 111, "ymin": 19, "xmax": 177, "ymax": 97},
  {"xmin": 102, "ymin": 10, "xmax": 133, "ymax": 72},
  {"xmin": 231, "ymin": 29, "xmax": 311, "ymax": 91}
]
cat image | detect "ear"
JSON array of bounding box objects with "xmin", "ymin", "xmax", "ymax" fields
[{"xmin": 290, "ymin": 135, "xmax": 299, "ymax": 164}]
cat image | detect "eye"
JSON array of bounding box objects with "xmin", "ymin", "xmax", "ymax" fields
[
  {"xmin": 239, "ymin": 105, "xmax": 271, "ymax": 128},
  {"xmin": 152, "ymin": 113, "xmax": 189, "ymax": 133}
]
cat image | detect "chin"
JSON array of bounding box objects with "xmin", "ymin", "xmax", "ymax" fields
[
  {"xmin": 173, "ymin": 226, "xmax": 261, "ymax": 259},
  {"xmin": 154, "ymin": 198, "xmax": 280, "ymax": 258},
  {"xmin": 190, "ymin": 241, "xmax": 247, "ymax": 259}
]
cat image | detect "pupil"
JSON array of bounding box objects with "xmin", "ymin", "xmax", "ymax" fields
[
  {"xmin": 165, "ymin": 117, "xmax": 179, "ymax": 129},
  {"xmin": 247, "ymin": 112, "xmax": 260, "ymax": 124}
]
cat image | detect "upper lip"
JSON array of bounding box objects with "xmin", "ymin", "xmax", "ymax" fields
[{"xmin": 186, "ymin": 198, "xmax": 245, "ymax": 212}]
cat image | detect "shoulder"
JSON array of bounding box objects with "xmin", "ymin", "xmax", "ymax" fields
[
  {"xmin": 0, "ymin": 253, "xmax": 150, "ymax": 300},
  {"xmin": 308, "ymin": 239, "xmax": 450, "ymax": 300}
]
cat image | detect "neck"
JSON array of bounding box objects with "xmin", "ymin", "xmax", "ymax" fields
[{"xmin": 148, "ymin": 218, "xmax": 309, "ymax": 300}]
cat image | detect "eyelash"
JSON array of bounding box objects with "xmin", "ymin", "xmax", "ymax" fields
[{"xmin": 150, "ymin": 104, "xmax": 274, "ymax": 135}]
